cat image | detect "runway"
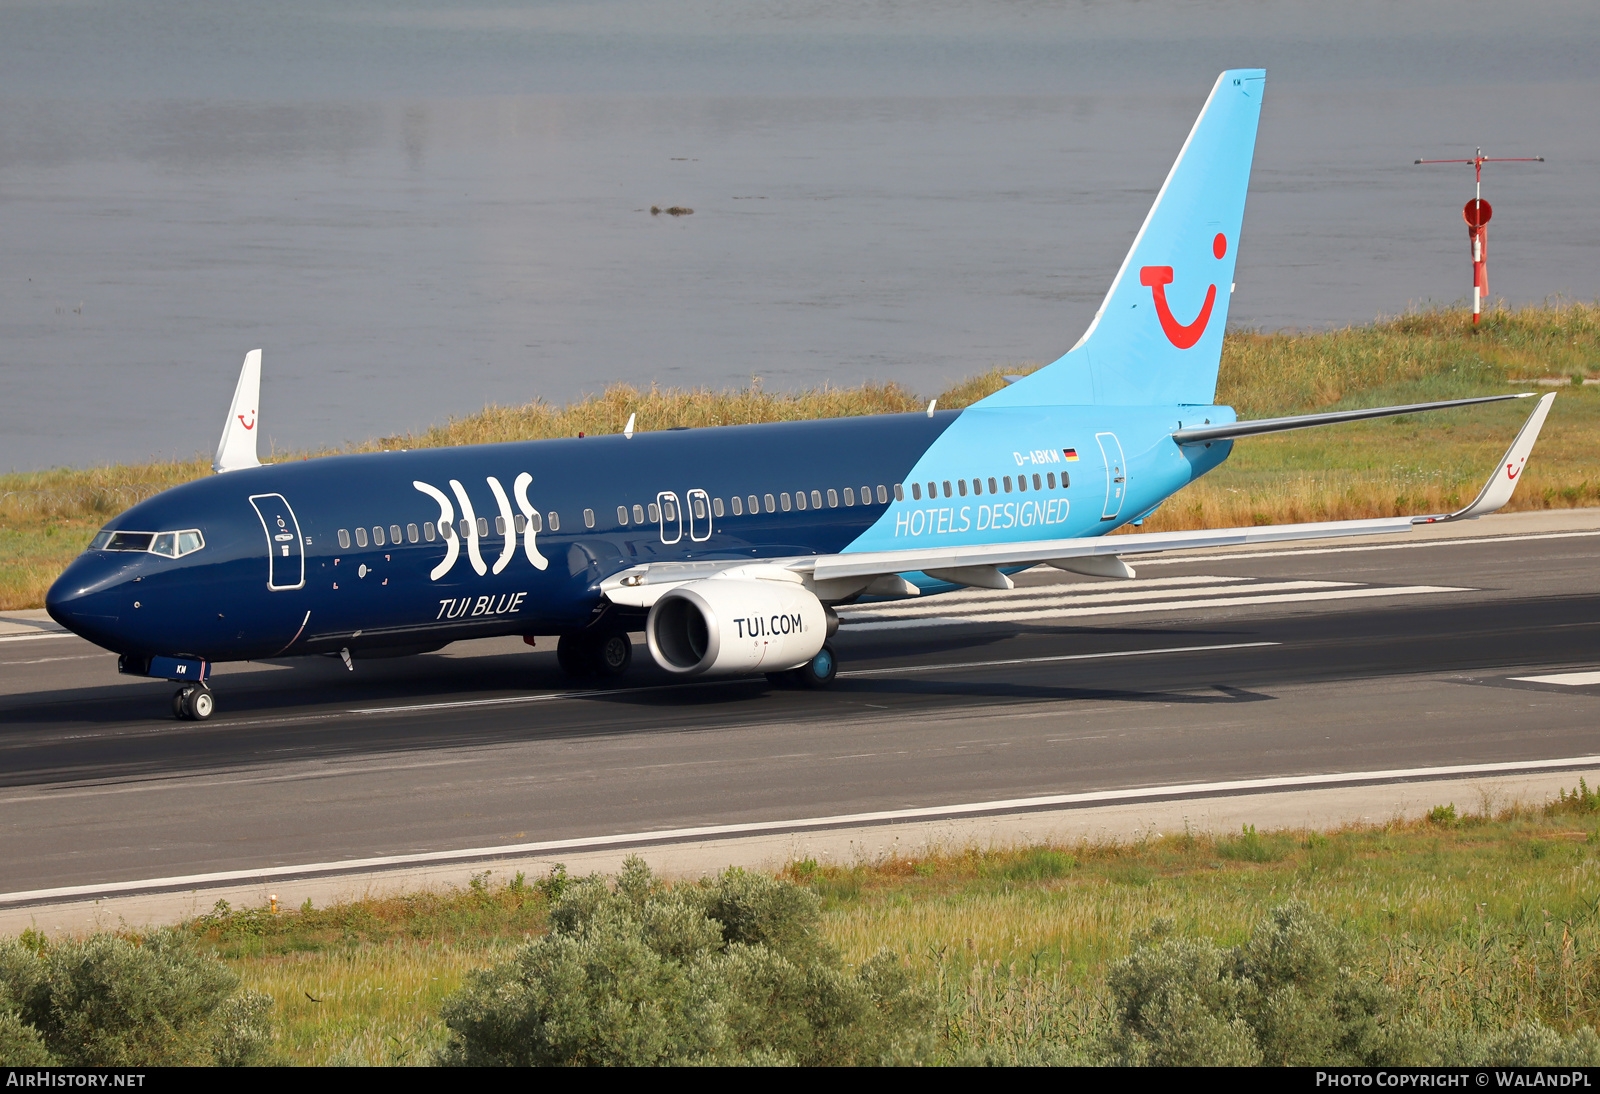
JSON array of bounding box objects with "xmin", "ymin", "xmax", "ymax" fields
[{"xmin": 2, "ymin": 511, "xmax": 1599, "ymax": 902}]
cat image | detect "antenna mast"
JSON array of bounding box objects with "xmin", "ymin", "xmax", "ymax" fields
[{"xmin": 1414, "ymin": 150, "xmax": 1545, "ymax": 325}]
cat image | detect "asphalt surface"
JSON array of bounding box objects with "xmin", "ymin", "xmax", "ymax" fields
[{"xmin": 3, "ymin": 524, "xmax": 1599, "ymax": 894}]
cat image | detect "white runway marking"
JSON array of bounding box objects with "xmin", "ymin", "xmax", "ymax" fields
[
  {"xmin": 841, "ymin": 583, "xmax": 1468, "ymax": 631},
  {"xmin": 9, "ymin": 753, "xmax": 1600, "ymax": 907},
  {"xmin": 838, "ymin": 641, "xmax": 1279, "ymax": 678},
  {"xmin": 1512, "ymin": 671, "xmax": 1600, "ymax": 686},
  {"xmin": 1138, "ymin": 528, "xmax": 1600, "ymax": 566},
  {"xmin": 0, "ymin": 631, "xmax": 72, "ymax": 643}
]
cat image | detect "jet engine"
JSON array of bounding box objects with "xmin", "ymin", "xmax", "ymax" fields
[{"xmin": 646, "ymin": 577, "xmax": 828, "ymax": 676}]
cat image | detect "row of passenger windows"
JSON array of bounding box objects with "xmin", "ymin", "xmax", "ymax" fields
[
  {"xmin": 336, "ymin": 510, "xmax": 562, "ymax": 550},
  {"xmin": 333, "ymin": 473, "xmax": 1069, "ymax": 550},
  {"xmin": 910, "ymin": 471, "xmax": 1067, "ymax": 500}
]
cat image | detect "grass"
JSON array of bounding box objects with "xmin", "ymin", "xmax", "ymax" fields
[
  {"xmin": 4, "ymin": 302, "xmax": 1597, "ymax": 610},
  {"xmin": 120, "ymin": 785, "xmax": 1600, "ymax": 1064}
]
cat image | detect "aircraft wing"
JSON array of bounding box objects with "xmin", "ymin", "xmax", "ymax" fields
[{"xmin": 603, "ymin": 392, "xmax": 1554, "ymax": 607}]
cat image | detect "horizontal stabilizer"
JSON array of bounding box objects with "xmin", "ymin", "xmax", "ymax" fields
[
  {"xmin": 214, "ymin": 349, "xmax": 263, "ymax": 474},
  {"xmin": 1172, "ymin": 393, "xmax": 1533, "ymax": 445}
]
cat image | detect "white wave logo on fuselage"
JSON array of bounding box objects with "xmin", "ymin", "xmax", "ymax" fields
[{"xmin": 413, "ymin": 476, "xmax": 548, "ymax": 581}]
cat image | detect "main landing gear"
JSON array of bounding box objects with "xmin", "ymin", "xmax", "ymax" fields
[
  {"xmin": 557, "ymin": 629, "xmax": 634, "ymax": 681},
  {"xmin": 766, "ymin": 645, "xmax": 838, "ymax": 690},
  {"xmin": 172, "ymin": 683, "xmax": 215, "ymax": 721}
]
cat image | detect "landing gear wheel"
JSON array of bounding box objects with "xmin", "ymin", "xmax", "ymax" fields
[
  {"xmin": 556, "ymin": 634, "xmax": 593, "ymax": 679},
  {"xmin": 590, "ymin": 631, "xmax": 633, "ymax": 679},
  {"xmin": 794, "ymin": 645, "xmax": 838, "ymax": 690},
  {"xmin": 174, "ymin": 684, "xmax": 215, "ymax": 721}
]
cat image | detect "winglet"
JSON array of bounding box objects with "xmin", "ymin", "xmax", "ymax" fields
[
  {"xmin": 1418, "ymin": 392, "xmax": 1555, "ymax": 523},
  {"xmin": 624, "ymin": 413, "xmax": 636, "ymax": 440},
  {"xmin": 214, "ymin": 349, "xmax": 263, "ymax": 474}
]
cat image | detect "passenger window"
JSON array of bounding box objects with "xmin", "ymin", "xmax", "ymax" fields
[
  {"xmin": 894, "ymin": 483, "xmax": 904, "ymax": 501},
  {"xmin": 748, "ymin": 495, "xmax": 759, "ymax": 514},
  {"xmin": 988, "ymin": 477, "xmax": 998, "ymax": 494},
  {"xmin": 693, "ymin": 496, "xmax": 707, "ymax": 519},
  {"xmin": 376, "ymin": 526, "xmax": 388, "ymax": 546},
  {"xmin": 437, "ymin": 519, "xmax": 451, "ymax": 539},
  {"xmin": 1033, "ymin": 473, "xmax": 1043, "ymax": 490},
  {"xmin": 529, "ymin": 512, "xmax": 543, "ymax": 533},
  {"xmin": 617, "ymin": 506, "xmax": 629, "ymax": 526},
  {"xmin": 843, "ymin": 487, "xmax": 855, "ymax": 506},
  {"xmin": 407, "ymin": 523, "xmax": 419, "ymax": 543},
  {"xmin": 926, "ymin": 482, "xmax": 936, "ymax": 498},
  {"xmin": 827, "ymin": 489, "xmax": 838, "ymax": 508},
  {"xmin": 649, "ymin": 502, "xmax": 661, "ymax": 522},
  {"xmin": 712, "ymin": 497, "xmax": 724, "ymax": 517},
  {"xmin": 861, "ymin": 485, "xmax": 872, "ymax": 504},
  {"xmin": 764, "ymin": 494, "xmax": 776, "ymax": 513},
  {"xmin": 355, "ymin": 527, "xmax": 369, "ymax": 547},
  {"xmin": 548, "ymin": 512, "xmax": 560, "ymax": 531},
  {"xmin": 795, "ymin": 491, "xmax": 808, "ymax": 511},
  {"xmin": 1047, "ymin": 472, "xmax": 1056, "ymax": 489},
  {"xmin": 584, "ymin": 508, "xmax": 596, "ymax": 529},
  {"xmin": 151, "ymin": 532, "xmax": 178, "ymax": 558},
  {"xmin": 1017, "ymin": 475, "xmax": 1028, "ymax": 492},
  {"xmin": 514, "ymin": 514, "xmax": 527, "ymax": 534},
  {"xmin": 338, "ymin": 529, "xmax": 351, "ymax": 550},
  {"xmin": 1062, "ymin": 472, "xmax": 1070, "ymax": 488},
  {"xmin": 424, "ymin": 521, "xmax": 436, "ymax": 542},
  {"xmin": 663, "ymin": 499, "xmax": 677, "ymax": 521},
  {"xmin": 911, "ymin": 483, "xmax": 921, "ymax": 500},
  {"xmin": 730, "ymin": 496, "xmax": 743, "ymax": 516},
  {"xmin": 972, "ymin": 479, "xmax": 982, "ymax": 496},
  {"xmin": 177, "ymin": 530, "xmax": 204, "ymax": 555},
  {"xmin": 633, "ymin": 504, "xmax": 645, "ymax": 523},
  {"xmin": 1003, "ymin": 476, "xmax": 1013, "ymax": 493},
  {"xmin": 877, "ymin": 485, "xmax": 888, "ymax": 504},
  {"xmin": 811, "ymin": 490, "xmax": 822, "ymax": 509},
  {"xmin": 495, "ymin": 515, "xmax": 507, "ymax": 535},
  {"xmin": 390, "ymin": 524, "xmax": 403, "ymax": 542},
  {"xmin": 458, "ymin": 519, "xmax": 471, "ymax": 539},
  {"xmin": 942, "ymin": 481, "xmax": 952, "ymax": 498},
  {"xmin": 956, "ymin": 480, "xmax": 967, "ymax": 497},
  {"xmin": 780, "ymin": 493, "xmax": 791, "ymax": 512},
  {"xmin": 477, "ymin": 517, "xmax": 489, "ymax": 537}
]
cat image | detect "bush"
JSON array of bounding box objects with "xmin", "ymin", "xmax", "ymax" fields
[
  {"xmin": 1104, "ymin": 903, "xmax": 1600, "ymax": 1067},
  {"xmin": 0, "ymin": 931, "xmax": 272, "ymax": 1066},
  {"xmin": 437, "ymin": 857, "xmax": 931, "ymax": 1066}
]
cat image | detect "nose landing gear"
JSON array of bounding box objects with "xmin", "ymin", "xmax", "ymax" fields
[{"xmin": 172, "ymin": 683, "xmax": 215, "ymax": 721}]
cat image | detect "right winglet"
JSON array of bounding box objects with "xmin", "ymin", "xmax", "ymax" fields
[
  {"xmin": 213, "ymin": 349, "xmax": 263, "ymax": 474},
  {"xmin": 1417, "ymin": 392, "xmax": 1556, "ymax": 524}
]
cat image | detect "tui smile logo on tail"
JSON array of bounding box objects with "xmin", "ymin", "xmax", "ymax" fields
[{"xmin": 1139, "ymin": 233, "xmax": 1227, "ymax": 349}]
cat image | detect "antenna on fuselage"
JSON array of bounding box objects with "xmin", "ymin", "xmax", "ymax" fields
[
  {"xmin": 623, "ymin": 413, "xmax": 636, "ymax": 439},
  {"xmin": 214, "ymin": 349, "xmax": 263, "ymax": 474}
]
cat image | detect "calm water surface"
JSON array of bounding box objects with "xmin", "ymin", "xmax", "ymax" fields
[{"xmin": 2, "ymin": 1, "xmax": 1596, "ymax": 470}]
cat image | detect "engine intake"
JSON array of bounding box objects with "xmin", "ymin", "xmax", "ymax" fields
[{"xmin": 646, "ymin": 577, "xmax": 827, "ymax": 676}]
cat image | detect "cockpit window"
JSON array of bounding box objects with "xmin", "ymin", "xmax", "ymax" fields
[
  {"xmin": 104, "ymin": 532, "xmax": 155, "ymax": 552},
  {"xmin": 92, "ymin": 529, "xmax": 205, "ymax": 557}
]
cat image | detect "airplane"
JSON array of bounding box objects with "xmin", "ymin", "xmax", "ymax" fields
[{"xmin": 46, "ymin": 69, "xmax": 1556, "ymax": 721}]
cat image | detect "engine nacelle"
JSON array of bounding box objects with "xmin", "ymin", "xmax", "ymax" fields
[{"xmin": 646, "ymin": 577, "xmax": 828, "ymax": 676}]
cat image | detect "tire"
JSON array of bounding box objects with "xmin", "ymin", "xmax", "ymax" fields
[
  {"xmin": 590, "ymin": 631, "xmax": 633, "ymax": 679},
  {"xmin": 177, "ymin": 685, "xmax": 214, "ymax": 721},
  {"xmin": 795, "ymin": 645, "xmax": 838, "ymax": 690},
  {"xmin": 556, "ymin": 634, "xmax": 592, "ymax": 679}
]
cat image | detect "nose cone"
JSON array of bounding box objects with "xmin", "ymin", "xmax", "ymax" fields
[{"xmin": 46, "ymin": 553, "xmax": 142, "ymax": 652}]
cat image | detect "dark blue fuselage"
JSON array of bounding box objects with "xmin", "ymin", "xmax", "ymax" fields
[{"xmin": 47, "ymin": 412, "xmax": 960, "ymax": 661}]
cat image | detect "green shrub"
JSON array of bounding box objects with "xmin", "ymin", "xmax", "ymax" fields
[
  {"xmin": 437, "ymin": 857, "xmax": 931, "ymax": 1066},
  {"xmin": 1427, "ymin": 803, "xmax": 1459, "ymax": 827},
  {"xmin": 0, "ymin": 931, "xmax": 272, "ymax": 1066}
]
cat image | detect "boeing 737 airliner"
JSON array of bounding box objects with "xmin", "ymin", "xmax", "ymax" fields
[{"xmin": 46, "ymin": 70, "xmax": 1555, "ymax": 720}]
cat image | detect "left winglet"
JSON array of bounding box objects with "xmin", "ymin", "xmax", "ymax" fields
[
  {"xmin": 214, "ymin": 349, "xmax": 262, "ymax": 474},
  {"xmin": 1417, "ymin": 392, "xmax": 1555, "ymax": 523}
]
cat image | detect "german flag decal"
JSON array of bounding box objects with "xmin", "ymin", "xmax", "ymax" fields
[{"xmin": 1062, "ymin": 448, "xmax": 1079, "ymax": 461}]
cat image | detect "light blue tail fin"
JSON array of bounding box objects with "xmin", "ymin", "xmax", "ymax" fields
[{"xmin": 980, "ymin": 69, "xmax": 1265, "ymax": 409}]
